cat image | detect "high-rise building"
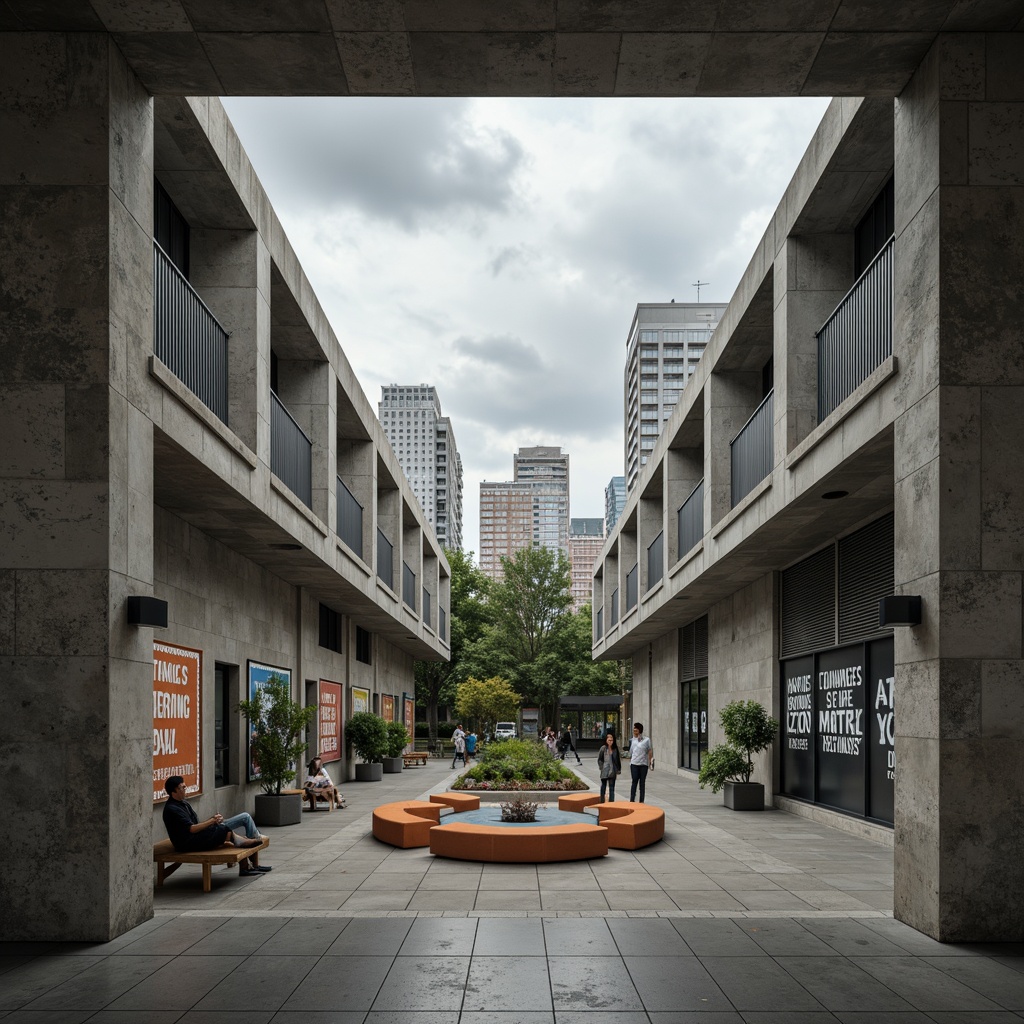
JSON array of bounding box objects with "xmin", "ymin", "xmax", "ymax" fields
[
  {"xmin": 379, "ymin": 384, "xmax": 463, "ymax": 550},
  {"xmin": 624, "ymin": 302, "xmax": 727, "ymax": 493},
  {"xmin": 568, "ymin": 518, "xmax": 605, "ymax": 612},
  {"xmin": 479, "ymin": 446, "xmax": 569, "ymax": 579},
  {"xmin": 605, "ymin": 476, "xmax": 626, "ymax": 534}
]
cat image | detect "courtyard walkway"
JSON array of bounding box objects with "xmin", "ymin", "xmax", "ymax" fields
[{"xmin": 2, "ymin": 757, "xmax": 1022, "ymax": 1021}]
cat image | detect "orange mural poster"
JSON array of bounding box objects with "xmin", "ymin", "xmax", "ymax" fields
[
  {"xmin": 318, "ymin": 680, "xmax": 343, "ymax": 762},
  {"xmin": 152, "ymin": 641, "xmax": 202, "ymax": 803},
  {"xmin": 381, "ymin": 694, "xmax": 395, "ymax": 722}
]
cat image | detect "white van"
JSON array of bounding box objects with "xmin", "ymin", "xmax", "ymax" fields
[{"xmin": 493, "ymin": 722, "xmax": 517, "ymax": 741}]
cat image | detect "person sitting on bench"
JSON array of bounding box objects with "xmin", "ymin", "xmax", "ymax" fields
[
  {"xmin": 161, "ymin": 776, "xmax": 272, "ymax": 877},
  {"xmin": 305, "ymin": 755, "xmax": 345, "ymax": 809}
]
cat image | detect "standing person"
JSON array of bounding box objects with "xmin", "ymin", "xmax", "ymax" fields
[
  {"xmin": 597, "ymin": 732, "xmax": 621, "ymax": 802},
  {"xmin": 451, "ymin": 723, "xmax": 466, "ymax": 769},
  {"xmin": 544, "ymin": 727, "xmax": 559, "ymax": 757},
  {"xmin": 628, "ymin": 722, "xmax": 654, "ymax": 803},
  {"xmin": 560, "ymin": 724, "xmax": 582, "ymax": 765},
  {"xmin": 465, "ymin": 730, "xmax": 477, "ymax": 764}
]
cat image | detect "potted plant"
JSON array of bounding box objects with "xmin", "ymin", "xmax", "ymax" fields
[
  {"xmin": 383, "ymin": 720, "xmax": 410, "ymax": 774},
  {"xmin": 347, "ymin": 711, "xmax": 388, "ymax": 781},
  {"xmin": 698, "ymin": 699, "xmax": 778, "ymax": 810},
  {"xmin": 237, "ymin": 675, "xmax": 317, "ymax": 826}
]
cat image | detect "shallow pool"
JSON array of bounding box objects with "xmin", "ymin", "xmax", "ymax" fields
[{"xmin": 435, "ymin": 806, "xmax": 599, "ymax": 828}]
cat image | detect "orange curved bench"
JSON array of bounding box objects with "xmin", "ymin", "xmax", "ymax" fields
[
  {"xmin": 594, "ymin": 801, "xmax": 665, "ymax": 850},
  {"xmin": 429, "ymin": 822, "xmax": 607, "ymax": 863},
  {"xmin": 371, "ymin": 800, "xmax": 440, "ymax": 848},
  {"xmin": 557, "ymin": 793, "xmax": 601, "ymax": 812},
  {"xmin": 430, "ymin": 793, "xmax": 481, "ymax": 812}
]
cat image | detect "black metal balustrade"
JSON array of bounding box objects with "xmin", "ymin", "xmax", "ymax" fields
[
  {"xmin": 817, "ymin": 236, "xmax": 893, "ymax": 422},
  {"xmin": 403, "ymin": 562, "xmax": 417, "ymax": 611},
  {"xmin": 153, "ymin": 240, "xmax": 229, "ymax": 423},
  {"xmin": 336, "ymin": 478, "xmax": 363, "ymax": 559},
  {"xmin": 647, "ymin": 531, "xmax": 664, "ymax": 591},
  {"xmin": 270, "ymin": 390, "xmax": 312, "ymax": 508},
  {"xmin": 678, "ymin": 478, "xmax": 704, "ymax": 557},
  {"xmin": 611, "ymin": 588, "xmax": 619, "ymax": 626},
  {"xmin": 731, "ymin": 390, "xmax": 774, "ymax": 507},
  {"xmin": 377, "ymin": 529, "xmax": 393, "ymax": 587},
  {"xmin": 626, "ymin": 563, "xmax": 638, "ymax": 611}
]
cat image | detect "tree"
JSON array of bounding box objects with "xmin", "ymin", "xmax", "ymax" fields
[
  {"xmin": 454, "ymin": 676, "xmax": 521, "ymax": 736},
  {"xmin": 414, "ymin": 548, "xmax": 491, "ymax": 743}
]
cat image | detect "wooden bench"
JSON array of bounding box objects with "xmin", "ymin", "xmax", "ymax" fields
[
  {"xmin": 153, "ymin": 836, "xmax": 270, "ymax": 893},
  {"xmin": 429, "ymin": 822, "xmax": 607, "ymax": 863},
  {"xmin": 403, "ymin": 752, "xmax": 428, "ymax": 767}
]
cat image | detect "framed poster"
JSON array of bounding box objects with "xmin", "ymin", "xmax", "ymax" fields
[
  {"xmin": 152, "ymin": 641, "xmax": 202, "ymax": 803},
  {"xmin": 350, "ymin": 685, "xmax": 369, "ymax": 717},
  {"xmin": 404, "ymin": 696, "xmax": 415, "ymax": 746},
  {"xmin": 246, "ymin": 661, "xmax": 292, "ymax": 782},
  {"xmin": 381, "ymin": 693, "xmax": 395, "ymax": 722},
  {"xmin": 318, "ymin": 679, "xmax": 343, "ymax": 763}
]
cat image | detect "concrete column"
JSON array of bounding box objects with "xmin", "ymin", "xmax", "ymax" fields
[
  {"xmin": 773, "ymin": 234, "xmax": 852, "ymax": 454},
  {"xmin": 0, "ymin": 34, "xmax": 155, "ymax": 940},
  {"xmin": 893, "ymin": 33, "xmax": 1024, "ymax": 942},
  {"xmin": 705, "ymin": 370, "xmax": 762, "ymax": 526}
]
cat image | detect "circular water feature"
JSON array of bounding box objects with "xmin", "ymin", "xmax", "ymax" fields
[{"xmin": 436, "ymin": 806, "xmax": 599, "ymax": 828}]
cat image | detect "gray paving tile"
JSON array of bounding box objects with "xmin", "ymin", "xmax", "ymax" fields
[
  {"xmin": 183, "ymin": 917, "xmax": 288, "ymax": 956},
  {"xmin": 0, "ymin": 956, "xmax": 106, "ymax": 1010},
  {"xmin": 364, "ymin": 1014, "xmax": 458, "ymax": 1024},
  {"xmin": 105, "ymin": 956, "xmax": 245, "ymax": 1011},
  {"xmin": 543, "ymin": 919, "xmax": 617, "ymax": 956},
  {"xmin": 0, "ymin": 963, "xmax": 33, "ymax": 980},
  {"xmin": 920, "ymin": 955, "xmax": 1024, "ymax": 1010},
  {"xmin": 923, "ymin": 1013, "xmax": 1024, "ymax": 1023},
  {"xmin": 325, "ymin": 920, "xmax": 412, "ymax": 957},
  {"xmin": 774, "ymin": 955, "xmax": 913, "ymax": 1012},
  {"xmin": 474, "ymin": 892, "xmax": 541, "ymax": 911},
  {"xmin": 175, "ymin": 1014, "xmax": 275, "ymax": 1023},
  {"xmin": 269, "ymin": 1013, "xmax": 367, "ymax": 1024},
  {"xmin": 853, "ymin": 956, "xmax": 1003, "ymax": 1011},
  {"xmin": 829, "ymin": 1014, "xmax": 932, "ymax": 1023},
  {"xmin": 624, "ymin": 955, "xmax": 733, "ymax": 1011},
  {"xmin": 739, "ymin": 920, "xmax": 839, "ymax": 957},
  {"xmin": 558, "ymin": 1015, "xmax": 651, "ymax": 1024},
  {"xmin": 738, "ymin": 1013, "xmax": 839, "ymax": 1023},
  {"xmin": 548, "ymin": 957, "xmax": 642, "ymax": 1010},
  {"xmin": 114, "ymin": 917, "xmax": 230, "ymax": 956},
  {"xmin": 671, "ymin": 919, "xmax": 767, "ymax": 957},
  {"xmin": 463, "ymin": 955, "xmax": 551, "ymax": 1012},
  {"xmin": 83, "ymin": 1012, "xmax": 184, "ymax": 1023},
  {"xmin": 797, "ymin": 919, "xmax": 911, "ymax": 957},
  {"xmin": 856, "ymin": 921, "xmax": 954, "ymax": 956},
  {"xmin": 700, "ymin": 957, "xmax": 826, "ymax": 1012},
  {"xmin": 610, "ymin": 918, "xmax": 693, "ymax": 956},
  {"xmin": 370, "ymin": 957, "xmax": 470, "ymax": 1012},
  {"xmin": 400, "ymin": 919, "xmax": 477, "ymax": 957},
  {"xmin": 279, "ymin": 955, "xmax": 393, "ymax": 1011},
  {"xmin": 22, "ymin": 954, "xmax": 172, "ymax": 1011},
  {"xmin": 336, "ymin": 891, "xmax": 414, "ymax": 912},
  {"xmin": 647, "ymin": 1013, "xmax": 744, "ymax": 1023},
  {"xmin": 406, "ymin": 891, "xmax": 478, "ymax": 911},
  {"xmin": 472, "ymin": 919, "xmax": 545, "ymax": 956},
  {"xmin": 192, "ymin": 954, "xmax": 319, "ymax": 1011},
  {"xmin": 667, "ymin": 891, "xmax": 747, "ymax": 911},
  {"xmin": 254, "ymin": 919, "xmax": 353, "ymax": 956},
  {"xmin": 0, "ymin": 1011, "xmax": 95, "ymax": 1023}
]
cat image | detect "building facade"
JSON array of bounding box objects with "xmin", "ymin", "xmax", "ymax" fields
[
  {"xmin": 379, "ymin": 384, "xmax": 464, "ymax": 551},
  {"xmin": 479, "ymin": 446, "xmax": 570, "ymax": 579},
  {"xmin": 605, "ymin": 476, "xmax": 626, "ymax": 534},
  {"xmin": 625, "ymin": 303, "xmax": 726, "ymax": 494},
  {"xmin": 568, "ymin": 518, "xmax": 606, "ymax": 612}
]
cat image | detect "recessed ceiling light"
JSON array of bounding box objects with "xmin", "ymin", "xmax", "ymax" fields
[
  {"xmin": 821, "ymin": 490, "xmax": 848, "ymax": 500},
  {"xmin": 270, "ymin": 542, "xmax": 302, "ymax": 550}
]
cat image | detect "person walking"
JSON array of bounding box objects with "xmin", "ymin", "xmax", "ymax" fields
[
  {"xmin": 627, "ymin": 722, "xmax": 654, "ymax": 803},
  {"xmin": 465, "ymin": 730, "xmax": 477, "ymax": 764},
  {"xmin": 596, "ymin": 731, "xmax": 621, "ymax": 802},
  {"xmin": 560, "ymin": 724, "xmax": 582, "ymax": 765},
  {"xmin": 451, "ymin": 723, "xmax": 467, "ymax": 769},
  {"xmin": 543, "ymin": 726, "xmax": 559, "ymax": 756}
]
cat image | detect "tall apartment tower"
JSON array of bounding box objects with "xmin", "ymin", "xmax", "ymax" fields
[
  {"xmin": 605, "ymin": 476, "xmax": 626, "ymax": 534},
  {"xmin": 625, "ymin": 302, "xmax": 727, "ymax": 493},
  {"xmin": 479, "ymin": 446, "xmax": 570, "ymax": 579},
  {"xmin": 379, "ymin": 384, "xmax": 464, "ymax": 550},
  {"xmin": 568, "ymin": 518, "xmax": 605, "ymax": 612}
]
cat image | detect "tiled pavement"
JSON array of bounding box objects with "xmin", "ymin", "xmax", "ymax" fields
[{"xmin": 2, "ymin": 757, "xmax": 1023, "ymax": 1022}]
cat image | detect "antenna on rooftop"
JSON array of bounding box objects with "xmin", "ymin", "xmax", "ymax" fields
[{"xmin": 692, "ymin": 280, "xmax": 709, "ymax": 302}]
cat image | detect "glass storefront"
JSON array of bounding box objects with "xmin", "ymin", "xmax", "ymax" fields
[{"xmin": 680, "ymin": 678, "xmax": 708, "ymax": 770}]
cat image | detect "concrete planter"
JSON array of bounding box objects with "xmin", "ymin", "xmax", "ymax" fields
[
  {"xmin": 382, "ymin": 756, "xmax": 404, "ymax": 774},
  {"xmin": 724, "ymin": 781, "xmax": 765, "ymax": 811},
  {"xmin": 253, "ymin": 792, "xmax": 303, "ymax": 827},
  {"xmin": 355, "ymin": 762, "xmax": 384, "ymax": 782}
]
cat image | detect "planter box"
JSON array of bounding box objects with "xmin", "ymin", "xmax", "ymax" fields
[
  {"xmin": 382, "ymin": 756, "xmax": 404, "ymax": 774},
  {"xmin": 724, "ymin": 781, "xmax": 765, "ymax": 811},
  {"xmin": 253, "ymin": 792, "xmax": 303, "ymax": 827},
  {"xmin": 355, "ymin": 762, "xmax": 384, "ymax": 782}
]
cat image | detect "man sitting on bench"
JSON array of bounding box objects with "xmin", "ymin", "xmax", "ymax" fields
[{"xmin": 162, "ymin": 776, "xmax": 272, "ymax": 877}]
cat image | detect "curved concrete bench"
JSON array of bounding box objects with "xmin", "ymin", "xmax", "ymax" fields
[
  {"xmin": 594, "ymin": 801, "xmax": 665, "ymax": 850},
  {"xmin": 557, "ymin": 793, "xmax": 601, "ymax": 812},
  {"xmin": 430, "ymin": 792, "xmax": 481, "ymax": 812},
  {"xmin": 371, "ymin": 800, "xmax": 440, "ymax": 848},
  {"xmin": 429, "ymin": 822, "xmax": 607, "ymax": 863}
]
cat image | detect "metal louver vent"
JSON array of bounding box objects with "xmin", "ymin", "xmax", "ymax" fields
[
  {"xmin": 839, "ymin": 513, "xmax": 894, "ymax": 643},
  {"xmin": 680, "ymin": 616, "xmax": 708, "ymax": 681},
  {"xmin": 781, "ymin": 546, "xmax": 835, "ymax": 658}
]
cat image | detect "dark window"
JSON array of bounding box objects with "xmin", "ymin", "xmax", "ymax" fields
[
  {"xmin": 319, "ymin": 603, "xmax": 342, "ymax": 653},
  {"xmin": 854, "ymin": 176, "xmax": 894, "ymax": 277},
  {"xmin": 838, "ymin": 513, "xmax": 894, "ymax": 644},
  {"xmin": 762, "ymin": 356, "xmax": 774, "ymax": 398},
  {"xmin": 679, "ymin": 616, "xmax": 708, "ymax": 681},
  {"xmin": 356, "ymin": 625, "xmax": 372, "ymax": 665},
  {"xmin": 214, "ymin": 664, "xmax": 233, "ymax": 787},
  {"xmin": 270, "ymin": 349, "xmax": 279, "ymax": 394},
  {"xmin": 681, "ymin": 679, "xmax": 709, "ymax": 771},
  {"xmin": 153, "ymin": 178, "xmax": 189, "ymax": 278}
]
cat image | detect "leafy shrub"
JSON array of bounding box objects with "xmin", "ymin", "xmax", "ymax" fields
[{"xmin": 500, "ymin": 798, "xmax": 539, "ymax": 822}]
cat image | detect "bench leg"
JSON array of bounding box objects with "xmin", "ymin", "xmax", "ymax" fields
[{"xmin": 202, "ymin": 863, "xmax": 211, "ymax": 893}]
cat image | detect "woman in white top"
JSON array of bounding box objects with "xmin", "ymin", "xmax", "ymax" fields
[
  {"xmin": 627, "ymin": 722, "xmax": 654, "ymax": 803},
  {"xmin": 305, "ymin": 755, "xmax": 345, "ymax": 809}
]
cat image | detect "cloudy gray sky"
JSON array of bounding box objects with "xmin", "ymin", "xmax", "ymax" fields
[{"xmin": 222, "ymin": 96, "xmax": 831, "ymax": 555}]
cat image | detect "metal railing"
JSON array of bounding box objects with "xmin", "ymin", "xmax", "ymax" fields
[
  {"xmin": 153, "ymin": 240, "xmax": 228, "ymax": 423},
  {"xmin": 596, "ymin": 607, "xmax": 603, "ymax": 641},
  {"xmin": 336, "ymin": 477, "xmax": 363, "ymax": 559},
  {"xmin": 403, "ymin": 561, "xmax": 417, "ymax": 611},
  {"xmin": 647, "ymin": 531, "xmax": 664, "ymax": 591},
  {"xmin": 270, "ymin": 391, "xmax": 312, "ymax": 508},
  {"xmin": 423, "ymin": 587, "xmax": 431, "ymax": 626},
  {"xmin": 625, "ymin": 562, "xmax": 638, "ymax": 611},
  {"xmin": 731, "ymin": 390, "xmax": 774, "ymax": 507},
  {"xmin": 678, "ymin": 478, "xmax": 704, "ymax": 557},
  {"xmin": 817, "ymin": 236, "xmax": 893, "ymax": 422},
  {"xmin": 439, "ymin": 607, "xmax": 447, "ymax": 641},
  {"xmin": 611, "ymin": 588, "xmax": 619, "ymax": 626},
  {"xmin": 377, "ymin": 530, "xmax": 393, "ymax": 588}
]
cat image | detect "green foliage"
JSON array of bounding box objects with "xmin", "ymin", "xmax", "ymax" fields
[
  {"xmin": 346, "ymin": 711, "xmax": 388, "ymax": 763},
  {"xmin": 500, "ymin": 798, "xmax": 539, "ymax": 822},
  {"xmin": 236, "ymin": 675, "xmax": 317, "ymax": 796},
  {"xmin": 455, "ymin": 676, "xmax": 521, "ymax": 735},
  {"xmin": 384, "ymin": 720, "xmax": 410, "ymax": 758},
  {"xmin": 698, "ymin": 699, "xmax": 779, "ymax": 793},
  {"xmin": 452, "ymin": 736, "xmax": 583, "ymax": 790}
]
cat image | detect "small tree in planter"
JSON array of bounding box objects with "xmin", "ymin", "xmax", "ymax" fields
[
  {"xmin": 347, "ymin": 712, "xmax": 388, "ymax": 782},
  {"xmin": 698, "ymin": 699, "xmax": 778, "ymax": 811},
  {"xmin": 237, "ymin": 675, "xmax": 317, "ymax": 826},
  {"xmin": 383, "ymin": 721, "xmax": 410, "ymax": 774}
]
